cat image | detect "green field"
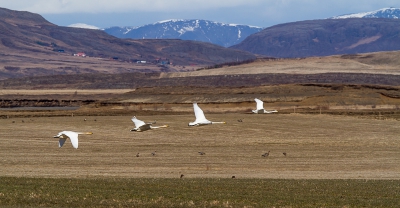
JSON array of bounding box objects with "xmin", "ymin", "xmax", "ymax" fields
[{"xmin": 1, "ymin": 177, "xmax": 399, "ymax": 207}]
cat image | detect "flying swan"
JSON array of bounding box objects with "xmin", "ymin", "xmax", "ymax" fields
[
  {"xmin": 130, "ymin": 116, "xmax": 169, "ymax": 132},
  {"xmin": 53, "ymin": 131, "xmax": 93, "ymax": 149},
  {"xmin": 188, "ymin": 103, "xmax": 226, "ymax": 126},
  {"xmin": 252, "ymin": 98, "xmax": 278, "ymax": 114}
]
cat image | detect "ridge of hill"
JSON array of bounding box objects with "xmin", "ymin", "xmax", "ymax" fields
[
  {"xmin": 0, "ymin": 7, "xmax": 256, "ymax": 80},
  {"xmin": 330, "ymin": 7, "xmax": 400, "ymax": 19},
  {"xmin": 231, "ymin": 18, "xmax": 400, "ymax": 58},
  {"xmin": 103, "ymin": 19, "xmax": 263, "ymax": 47}
]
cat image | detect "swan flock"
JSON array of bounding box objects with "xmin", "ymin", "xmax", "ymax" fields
[{"xmin": 53, "ymin": 99, "xmax": 276, "ymax": 148}]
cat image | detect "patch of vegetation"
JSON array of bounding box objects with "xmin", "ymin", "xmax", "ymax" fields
[
  {"xmin": 0, "ymin": 177, "xmax": 399, "ymax": 207},
  {"xmin": 198, "ymin": 58, "xmax": 257, "ymax": 70},
  {"xmin": 3, "ymin": 66, "xmax": 20, "ymax": 71},
  {"xmin": 35, "ymin": 41, "xmax": 50, "ymax": 47}
]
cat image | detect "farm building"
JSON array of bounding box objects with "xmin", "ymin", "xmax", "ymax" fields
[{"xmin": 73, "ymin": 52, "xmax": 86, "ymax": 57}]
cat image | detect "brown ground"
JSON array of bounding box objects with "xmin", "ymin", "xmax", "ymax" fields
[
  {"xmin": 0, "ymin": 52, "xmax": 191, "ymax": 79},
  {"xmin": 1, "ymin": 51, "xmax": 400, "ymax": 180},
  {"xmin": 1, "ymin": 113, "xmax": 399, "ymax": 179},
  {"xmin": 1, "ymin": 84, "xmax": 400, "ymax": 119},
  {"xmin": 163, "ymin": 51, "xmax": 400, "ymax": 77}
]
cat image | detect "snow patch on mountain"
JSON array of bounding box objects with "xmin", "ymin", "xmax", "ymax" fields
[
  {"xmin": 330, "ymin": 7, "xmax": 400, "ymax": 19},
  {"xmin": 157, "ymin": 19, "xmax": 185, "ymax": 24},
  {"xmin": 123, "ymin": 27, "xmax": 138, "ymax": 34},
  {"xmin": 178, "ymin": 26, "xmax": 195, "ymax": 35},
  {"xmin": 68, "ymin": 23, "xmax": 100, "ymax": 30}
]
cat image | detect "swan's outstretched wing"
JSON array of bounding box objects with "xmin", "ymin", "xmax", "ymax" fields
[
  {"xmin": 131, "ymin": 116, "xmax": 146, "ymax": 128},
  {"xmin": 193, "ymin": 103, "xmax": 210, "ymax": 123},
  {"xmin": 54, "ymin": 131, "xmax": 68, "ymax": 148},
  {"xmin": 139, "ymin": 124, "xmax": 152, "ymax": 131},
  {"xmin": 54, "ymin": 131, "xmax": 79, "ymax": 149},
  {"xmin": 254, "ymin": 98, "xmax": 264, "ymax": 110},
  {"xmin": 58, "ymin": 138, "xmax": 66, "ymax": 148},
  {"xmin": 54, "ymin": 131, "xmax": 91, "ymax": 148},
  {"xmin": 63, "ymin": 131, "xmax": 79, "ymax": 149}
]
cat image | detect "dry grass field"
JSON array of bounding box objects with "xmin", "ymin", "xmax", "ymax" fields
[
  {"xmin": 1, "ymin": 113, "xmax": 399, "ymax": 180},
  {"xmin": 1, "ymin": 52, "xmax": 400, "ymax": 206},
  {"xmin": 161, "ymin": 51, "xmax": 400, "ymax": 78}
]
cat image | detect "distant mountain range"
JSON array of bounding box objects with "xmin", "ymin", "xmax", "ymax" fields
[
  {"xmin": 229, "ymin": 7, "xmax": 400, "ymax": 58},
  {"xmin": 330, "ymin": 7, "xmax": 400, "ymax": 19},
  {"xmin": 103, "ymin": 19, "xmax": 263, "ymax": 47},
  {"xmin": 231, "ymin": 18, "xmax": 400, "ymax": 58},
  {"xmin": 101, "ymin": 8, "xmax": 400, "ymax": 48},
  {"xmin": 2, "ymin": 5, "xmax": 400, "ymax": 70}
]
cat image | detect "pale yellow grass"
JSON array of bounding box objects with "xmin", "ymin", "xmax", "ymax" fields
[
  {"xmin": 1, "ymin": 113, "xmax": 399, "ymax": 179},
  {"xmin": 161, "ymin": 53, "xmax": 400, "ymax": 78}
]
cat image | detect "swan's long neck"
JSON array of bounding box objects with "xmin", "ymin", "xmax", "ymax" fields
[
  {"xmin": 150, "ymin": 125, "xmax": 169, "ymax": 129},
  {"xmin": 211, "ymin": 121, "xmax": 226, "ymax": 124},
  {"xmin": 264, "ymin": 110, "xmax": 278, "ymax": 113},
  {"xmin": 77, "ymin": 132, "xmax": 93, "ymax": 135}
]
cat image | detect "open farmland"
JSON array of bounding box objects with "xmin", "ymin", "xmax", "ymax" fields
[
  {"xmin": 1, "ymin": 112, "xmax": 400, "ymax": 207},
  {"xmin": 1, "ymin": 51, "xmax": 400, "ymax": 207},
  {"xmin": 1, "ymin": 113, "xmax": 399, "ymax": 179}
]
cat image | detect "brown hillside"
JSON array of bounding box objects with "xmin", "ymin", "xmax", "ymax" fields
[
  {"xmin": 231, "ymin": 18, "xmax": 400, "ymax": 58},
  {"xmin": 0, "ymin": 7, "xmax": 256, "ymax": 80},
  {"xmin": 2, "ymin": 50, "xmax": 400, "ymax": 89}
]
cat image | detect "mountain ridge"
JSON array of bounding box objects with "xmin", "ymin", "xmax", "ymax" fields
[
  {"xmin": 330, "ymin": 7, "xmax": 400, "ymax": 19},
  {"xmin": 0, "ymin": 7, "xmax": 54, "ymax": 27},
  {"xmin": 231, "ymin": 18, "xmax": 400, "ymax": 58},
  {"xmin": 103, "ymin": 19, "xmax": 263, "ymax": 47},
  {"xmin": 0, "ymin": 7, "xmax": 256, "ymax": 79}
]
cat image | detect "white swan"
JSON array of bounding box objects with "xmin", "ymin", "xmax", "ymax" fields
[
  {"xmin": 130, "ymin": 116, "xmax": 169, "ymax": 132},
  {"xmin": 252, "ymin": 98, "xmax": 278, "ymax": 114},
  {"xmin": 188, "ymin": 103, "xmax": 226, "ymax": 126},
  {"xmin": 53, "ymin": 131, "xmax": 93, "ymax": 149}
]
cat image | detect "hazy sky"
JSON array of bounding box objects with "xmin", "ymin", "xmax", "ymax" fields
[{"xmin": 1, "ymin": 0, "xmax": 399, "ymax": 28}]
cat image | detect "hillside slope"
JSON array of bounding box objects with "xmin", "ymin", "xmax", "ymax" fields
[
  {"xmin": 231, "ymin": 18, "xmax": 400, "ymax": 58},
  {"xmin": 2, "ymin": 51, "xmax": 400, "ymax": 89},
  {"xmin": 0, "ymin": 7, "xmax": 256, "ymax": 79}
]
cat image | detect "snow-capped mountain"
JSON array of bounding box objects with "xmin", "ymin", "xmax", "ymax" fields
[
  {"xmin": 68, "ymin": 23, "xmax": 100, "ymax": 30},
  {"xmin": 103, "ymin": 19, "xmax": 263, "ymax": 47},
  {"xmin": 330, "ymin": 7, "xmax": 400, "ymax": 19}
]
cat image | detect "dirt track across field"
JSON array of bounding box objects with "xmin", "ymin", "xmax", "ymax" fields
[{"xmin": 1, "ymin": 113, "xmax": 399, "ymax": 179}]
